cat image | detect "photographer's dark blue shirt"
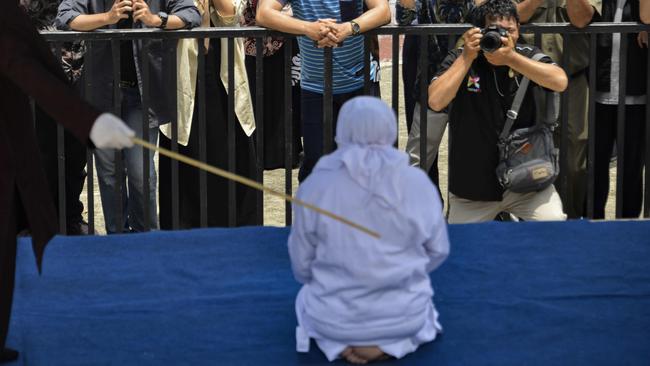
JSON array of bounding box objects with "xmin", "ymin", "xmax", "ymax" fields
[{"xmin": 433, "ymin": 45, "xmax": 554, "ymax": 201}]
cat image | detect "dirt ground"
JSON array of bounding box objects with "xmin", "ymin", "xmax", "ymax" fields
[{"xmin": 80, "ymin": 39, "xmax": 623, "ymax": 233}]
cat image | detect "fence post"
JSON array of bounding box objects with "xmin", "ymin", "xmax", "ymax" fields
[
  {"xmin": 284, "ymin": 41, "xmax": 294, "ymax": 226},
  {"xmin": 615, "ymin": 34, "xmax": 628, "ymax": 218}
]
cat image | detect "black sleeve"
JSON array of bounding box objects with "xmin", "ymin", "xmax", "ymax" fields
[
  {"xmin": 515, "ymin": 44, "xmax": 555, "ymax": 65},
  {"xmin": 166, "ymin": 0, "xmax": 201, "ymax": 28},
  {"xmin": 55, "ymin": 0, "xmax": 89, "ymax": 30},
  {"xmin": 515, "ymin": 45, "xmax": 558, "ymax": 92},
  {"xmin": 432, "ymin": 48, "xmax": 462, "ymax": 82}
]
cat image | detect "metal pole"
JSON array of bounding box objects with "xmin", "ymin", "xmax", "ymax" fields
[
  {"xmin": 111, "ymin": 39, "xmax": 124, "ymax": 233},
  {"xmin": 255, "ymin": 38, "xmax": 265, "ymax": 226},
  {"xmin": 284, "ymin": 41, "xmax": 294, "ymax": 226},
  {"xmin": 141, "ymin": 41, "xmax": 151, "ymax": 231},
  {"xmin": 323, "ymin": 47, "xmax": 334, "ymax": 154},
  {"xmin": 615, "ymin": 34, "xmax": 628, "ymax": 218},
  {"xmin": 392, "ymin": 34, "xmax": 400, "ymax": 148},
  {"xmin": 558, "ymin": 36, "xmax": 570, "ymax": 205},
  {"xmin": 418, "ymin": 35, "xmax": 428, "ymax": 171},
  {"xmin": 227, "ymin": 37, "xmax": 237, "ymax": 227},
  {"xmin": 54, "ymin": 43, "xmax": 67, "ymax": 234},
  {"xmin": 170, "ymin": 43, "xmax": 180, "ymax": 229},
  {"xmin": 363, "ymin": 36, "xmax": 371, "ymax": 95},
  {"xmin": 85, "ymin": 43, "xmax": 95, "ymax": 235},
  {"xmin": 586, "ymin": 34, "xmax": 597, "ymax": 218},
  {"xmin": 198, "ymin": 40, "xmax": 208, "ymax": 228},
  {"xmin": 645, "ymin": 42, "xmax": 650, "ymax": 218}
]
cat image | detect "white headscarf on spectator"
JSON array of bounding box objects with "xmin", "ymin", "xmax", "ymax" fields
[{"xmin": 312, "ymin": 96, "xmax": 408, "ymax": 210}]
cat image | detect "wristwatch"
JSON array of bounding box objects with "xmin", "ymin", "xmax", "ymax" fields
[
  {"xmin": 158, "ymin": 12, "xmax": 169, "ymax": 29},
  {"xmin": 350, "ymin": 20, "xmax": 361, "ymax": 36}
]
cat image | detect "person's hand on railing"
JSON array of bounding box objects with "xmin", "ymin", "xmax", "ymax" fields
[
  {"xmin": 398, "ymin": 0, "xmax": 417, "ymax": 10},
  {"xmin": 107, "ymin": 0, "xmax": 133, "ymax": 25},
  {"xmin": 638, "ymin": 31, "xmax": 648, "ymax": 48},
  {"xmin": 304, "ymin": 19, "xmax": 330, "ymax": 41},
  {"xmin": 303, "ymin": 19, "xmax": 339, "ymax": 48},
  {"xmin": 90, "ymin": 113, "xmax": 135, "ymax": 149},
  {"xmin": 133, "ymin": 0, "xmax": 160, "ymax": 27},
  {"xmin": 317, "ymin": 19, "xmax": 352, "ymax": 48}
]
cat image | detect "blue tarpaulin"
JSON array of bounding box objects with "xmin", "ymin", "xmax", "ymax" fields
[{"xmin": 7, "ymin": 220, "xmax": 650, "ymax": 365}]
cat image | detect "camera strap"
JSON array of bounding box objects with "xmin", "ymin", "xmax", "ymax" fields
[{"xmin": 498, "ymin": 53, "xmax": 546, "ymax": 141}]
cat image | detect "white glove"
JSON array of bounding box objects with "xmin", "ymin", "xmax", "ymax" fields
[{"xmin": 90, "ymin": 113, "xmax": 135, "ymax": 149}]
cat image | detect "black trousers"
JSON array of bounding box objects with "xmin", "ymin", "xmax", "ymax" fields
[
  {"xmin": 159, "ymin": 38, "xmax": 257, "ymax": 229},
  {"xmin": 298, "ymin": 87, "xmax": 370, "ymax": 182},
  {"xmin": 402, "ymin": 35, "xmax": 419, "ymax": 133},
  {"xmin": 594, "ymin": 103, "xmax": 646, "ymax": 219},
  {"xmin": 245, "ymin": 42, "xmax": 303, "ymax": 170},
  {"xmin": 0, "ymin": 197, "xmax": 17, "ymax": 350},
  {"xmin": 402, "ymin": 35, "xmax": 440, "ymax": 189},
  {"xmin": 35, "ymin": 108, "xmax": 87, "ymax": 227}
]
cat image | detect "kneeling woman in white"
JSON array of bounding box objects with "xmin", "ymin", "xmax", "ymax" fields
[{"xmin": 288, "ymin": 96, "xmax": 450, "ymax": 364}]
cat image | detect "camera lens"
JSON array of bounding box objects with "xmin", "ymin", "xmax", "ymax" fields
[{"xmin": 480, "ymin": 31, "xmax": 502, "ymax": 53}]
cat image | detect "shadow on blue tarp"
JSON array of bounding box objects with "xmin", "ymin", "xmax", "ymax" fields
[{"xmin": 7, "ymin": 220, "xmax": 650, "ymax": 365}]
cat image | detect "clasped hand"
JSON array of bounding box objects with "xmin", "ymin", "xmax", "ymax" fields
[
  {"xmin": 307, "ymin": 19, "xmax": 353, "ymax": 48},
  {"xmin": 107, "ymin": 0, "xmax": 161, "ymax": 27}
]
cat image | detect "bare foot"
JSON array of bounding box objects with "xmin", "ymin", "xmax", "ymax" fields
[
  {"xmin": 350, "ymin": 346, "xmax": 389, "ymax": 363},
  {"xmin": 341, "ymin": 347, "xmax": 368, "ymax": 364}
]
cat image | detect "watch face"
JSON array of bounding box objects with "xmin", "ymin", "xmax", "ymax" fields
[{"xmin": 352, "ymin": 22, "xmax": 360, "ymax": 34}]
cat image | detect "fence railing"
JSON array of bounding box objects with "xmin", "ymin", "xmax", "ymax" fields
[{"xmin": 40, "ymin": 22, "xmax": 650, "ymax": 234}]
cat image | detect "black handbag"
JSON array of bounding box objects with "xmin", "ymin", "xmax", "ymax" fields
[{"xmin": 495, "ymin": 54, "xmax": 560, "ymax": 193}]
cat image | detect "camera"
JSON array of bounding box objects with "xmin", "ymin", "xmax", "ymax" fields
[{"xmin": 480, "ymin": 25, "xmax": 508, "ymax": 53}]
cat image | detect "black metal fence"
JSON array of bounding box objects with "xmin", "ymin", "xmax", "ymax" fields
[{"xmin": 41, "ymin": 22, "xmax": 650, "ymax": 234}]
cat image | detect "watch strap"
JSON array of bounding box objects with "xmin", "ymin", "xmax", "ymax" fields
[{"xmin": 158, "ymin": 12, "xmax": 169, "ymax": 29}]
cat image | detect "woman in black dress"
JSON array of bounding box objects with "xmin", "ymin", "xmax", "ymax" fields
[
  {"xmin": 241, "ymin": 0, "xmax": 302, "ymax": 170},
  {"xmin": 159, "ymin": 0, "xmax": 257, "ymax": 229}
]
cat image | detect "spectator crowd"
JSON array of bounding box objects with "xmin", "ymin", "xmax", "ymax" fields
[{"xmin": 18, "ymin": 0, "xmax": 650, "ymax": 234}]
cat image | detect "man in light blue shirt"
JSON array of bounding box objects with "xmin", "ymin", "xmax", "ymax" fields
[{"xmin": 257, "ymin": 0, "xmax": 390, "ymax": 181}]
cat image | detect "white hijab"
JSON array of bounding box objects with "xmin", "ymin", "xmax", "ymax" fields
[{"xmin": 312, "ymin": 96, "xmax": 408, "ymax": 210}]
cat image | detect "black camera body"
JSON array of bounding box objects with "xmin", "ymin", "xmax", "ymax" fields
[{"xmin": 480, "ymin": 25, "xmax": 508, "ymax": 53}]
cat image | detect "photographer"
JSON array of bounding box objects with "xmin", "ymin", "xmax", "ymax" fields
[
  {"xmin": 55, "ymin": 0, "xmax": 200, "ymax": 233},
  {"xmin": 428, "ymin": 0, "xmax": 568, "ymax": 223}
]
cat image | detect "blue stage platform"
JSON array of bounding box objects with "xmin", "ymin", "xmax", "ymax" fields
[{"xmin": 6, "ymin": 220, "xmax": 650, "ymax": 365}]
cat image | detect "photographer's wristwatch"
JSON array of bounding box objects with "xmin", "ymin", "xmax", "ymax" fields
[
  {"xmin": 350, "ymin": 20, "xmax": 361, "ymax": 36},
  {"xmin": 158, "ymin": 12, "xmax": 169, "ymax": 29}
]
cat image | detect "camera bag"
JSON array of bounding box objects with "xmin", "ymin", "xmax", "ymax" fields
[{"xmin": 495, "ymin": 54, "xmax": 560, "ymax": 194}]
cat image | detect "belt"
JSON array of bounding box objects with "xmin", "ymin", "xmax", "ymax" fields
[{"xmin": 119, "ymin": 80, "xmax": 138, "ymax": 88}]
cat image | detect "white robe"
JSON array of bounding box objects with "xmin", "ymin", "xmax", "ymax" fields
[{"xmin": 288, "ymin": 160, "xmax": 450, "ymax": 361}]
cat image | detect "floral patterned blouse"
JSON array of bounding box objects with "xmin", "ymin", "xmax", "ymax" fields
[
  {"xmin": 395, "ymin": 0, "xmax": 474, "ymax": 98},
  {"xmin": 241, "ymin": 0, "xmax": 287, "ymax": 57},
  {"xmin": 396, "ymin": 0, "xmax": 475, "ymax": 59},
  {"xmin": 20, "ymin": 0, "xmax": 85, "ymax": 83},
  {"xmin": 397, "ymin": 0, "xmax": 474, "ymax": 26}
]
